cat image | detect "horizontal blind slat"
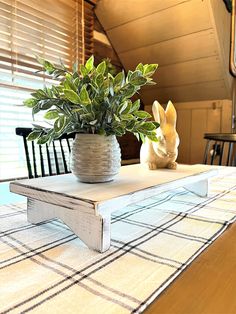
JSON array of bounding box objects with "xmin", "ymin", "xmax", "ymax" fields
[{"xmin": 0, "ymin": 0, "xmax": 94, "ymax": 180}]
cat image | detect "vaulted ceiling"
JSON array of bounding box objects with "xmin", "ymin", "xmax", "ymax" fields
[{"xmin": 95, "ymin": 0, "xmax": 233, "ymax": 106}]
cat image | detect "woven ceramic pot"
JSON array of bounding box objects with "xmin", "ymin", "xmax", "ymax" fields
[{"xmin": 71, "ymin": 134, "xmax": 121, "ymax": 183}]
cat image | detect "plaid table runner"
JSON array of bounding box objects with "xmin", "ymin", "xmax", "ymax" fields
[{"xmin": 1, "ymin": 168, "xmax": 236, "ymax": 314}]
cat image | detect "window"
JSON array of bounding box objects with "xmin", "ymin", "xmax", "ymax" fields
[{"xmin": 0, "ymin": 0, "xmax": 94, "ymax": 180}]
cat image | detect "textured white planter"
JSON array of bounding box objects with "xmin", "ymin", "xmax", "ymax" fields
[{"xmin": 71, "ymin": 134, "xmax": 121, "ymax": 183}]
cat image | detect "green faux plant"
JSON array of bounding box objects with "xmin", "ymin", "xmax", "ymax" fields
[{"xmin": 24, "ymin": 56, "xmax": 159, "ymax": 144}]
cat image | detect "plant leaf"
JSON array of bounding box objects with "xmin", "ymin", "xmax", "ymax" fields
[
  {"xmin": 95, "ymin": 73, "xmax": 104, "ymax": 87},
  {"xmin": 74, "ymin": 77, "xmax": 80, "ymax": 88},
  {"xmin": 139, "ymin": 122, "xmax": 157, "ymax": 131},
  {"xmin": 37, "ymin": 133, "xmax": 51, "ymax": 145},
  {"xmin": 54, "ymin": 116, "xmax": 66, "ymax": 133},
  {"xmin": 38, "ymin": 99, "xmax": 54, "ymax": 110},
  {"xmin": 109, "ymin": 84, "xmax": 114, "ymax": 96},
  {"xmin": 122, "ymin": 101, "xmax": 132, "ymax": 114},
  {"xmin": 135, "ymin": 63, "xmax": 144, "ymax": 73},
  {"xmin": 113, "ymin": 114, "xmax": 120, "ymax": 122},
  {"xmin": 122, "ymin": 85, "xmax": 136, "ymax": 98},
  {"xmin": 24, "ymin": 98, "xmax": 37, "ymax": 108},
  {"xmin": 134, "ymin": 132, "xmax": 140, "ymax": 141},
  {"xmin": 146, "ymin": 132, "xmax": 159, "ymax": 142},
  {"xmin": 44, "ymin": 110, "xmax": 59, "ymax": 120},
  {"xmin": 130, "ymin": 99, "xmax": 140, "ymax": 112},
  {"xmin": 118, "ymin": 101, "xmax": 128, "ymax": 114},
  {"xmin": 31, "ymin": 89, "xmax": 46, "ymax": 99},
  {"xmin": 64, "ymin": 89, "xmax": 81, "ymax": 104},
  {"xmin": 27, "ymin": 130, "xmax": 42, "ymax": 141},
  {"xmin": 143, "ymin": 64, "xmax": 158, "ymax": 77},
  {"xmin": 37, "ymin": 58, "xmax": 55, "ymax": 74},
  {"xmin": 135, "ymin": 110, "xmax": 151, "ymax": 119},
  {"xmin": 114, "ymin": 71, "xmax": 124, "ymax": 87},
  {"xmin": 80, "ymin": 64, "xmax": 88, "ymax": 77},
  {"xmin": 63, "ymin": 76, "xmax": 77, "ymax": 92},
  {"xmin": 130, "ymin": 76, "xmax": 147, "ymax": 86},
  {"xmin": 140, "ymin": 133, "xmax": 146, "ymax": 143},
  {"xmin": 89, "ymin": 119, "xmax": 97, "ymax": 125},
  {"xmin": 121, "ymin": 113, "xmax": 134, "ymax": 121},
  {"xmin": 85, "ymin": 55, "xmax": 94, "ymax": 72},
  {"xmin": 32, "ymin": 104, "xmax": 41, "ymax": 115},
  {"xmin": 79, "ymin": 85, "xmax": 91, "ymax": 105},
  {"xmin": 96, "ymin": 61, "xmax": 106, "ymax": 75}
]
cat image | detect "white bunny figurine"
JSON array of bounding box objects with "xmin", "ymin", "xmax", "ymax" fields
[{"xmin": 140, "ymin": 100, "xmax": 180, "ymax": 170}]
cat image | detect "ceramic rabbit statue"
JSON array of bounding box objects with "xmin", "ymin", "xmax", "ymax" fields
[{"xmin": 140, "ymin": 100, "xmax": 180, "ymax": 170}]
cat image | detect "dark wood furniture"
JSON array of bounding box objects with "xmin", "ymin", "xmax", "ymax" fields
[
  {"xmin": 16, "ymin": 127, "xmax": 75, "ymax": 178},
  {"xmin": 203, "ymin": 133, "xmax": 236, "ymax": 166}
]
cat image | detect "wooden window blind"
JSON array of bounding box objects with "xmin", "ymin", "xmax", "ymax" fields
[{"xmin": 0, "ymin": 0, "xmax": 94, "ymax": 180}]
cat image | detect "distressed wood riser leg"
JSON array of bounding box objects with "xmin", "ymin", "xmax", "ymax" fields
[
  {"xmin": 27, "ymin": 198, "xmax": 56, "ymax": 223},
  {"xmin": 27, "ymin": 199, "xmax": 111, "ymax": 253}
]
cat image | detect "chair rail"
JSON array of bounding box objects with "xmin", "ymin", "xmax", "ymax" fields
[{"xmin": 204, "ymin": 133, "xmax": 236, "ymax": 142}]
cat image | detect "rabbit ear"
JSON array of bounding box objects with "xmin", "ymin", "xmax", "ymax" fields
[
  {"xmin": 165, "ymin": 100, "xmax": 177, "ymax": 126},
  {"xmin": 152, "ymin": 100, "xmax": 166, "ymax": 125}
]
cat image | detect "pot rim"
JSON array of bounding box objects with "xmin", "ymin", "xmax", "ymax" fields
[{"xmin": 75, "ymin": 133, "xmax": 116, "ymax": 138}]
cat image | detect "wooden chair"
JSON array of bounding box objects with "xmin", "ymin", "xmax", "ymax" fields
[
  {"xmin": 203, "ymin": 133, "xmax": 236, "ymax": 166},
  {"xmin": 16, "ymin": 127, "xmax": 75, "ymax": 178}
]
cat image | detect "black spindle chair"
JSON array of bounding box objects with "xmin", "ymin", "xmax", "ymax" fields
[
  {"xmin": 203, "ymin": 133, "xmax": 236, "ymax": 166},
  {"xmin": 16, "ymin": 127, "xmax": 75, "ymax": 178}
]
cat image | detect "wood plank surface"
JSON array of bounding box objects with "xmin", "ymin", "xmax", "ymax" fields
[
  {"xmin": 119, "ymin": 29, "xmax": 217, "ymax": 69},
  {"xmin": 190, "ymin": 109, "xmax": 208, "ymax": 164},
  {"xmin": 152, "ymin": 56, "xmax": 222, "ymax": 88},
  {"xmin": 208, "ymin": 0, "xmax": 233, "ymax": 96},
  {"xmin": 10, "ymin": 164, "xmax": 217, "ymax": 215},
  {"xmin": 106, "ymin": 0, "xmax": 211, "ymax": 53},
  {"xmin": 95, "ymin": 0, "xmax": 187, "ymax": 30},
  {"xmin": 176, "ymin": 110, "xmax": 192, "ymax": 164},
  {"xmin": 95, "ymin": 0, "xmax": 232, "ymax": 103},
  {"xmin": 145, "ymin": 220, "xmax": 236, "ymax": 314},
  {"xmin": 141, "ymin": 80, "xmax": 228, "ymax": 106},
  {"xmin": 221, "ymin": 99, "xmax": 233, "ymax": 132}
]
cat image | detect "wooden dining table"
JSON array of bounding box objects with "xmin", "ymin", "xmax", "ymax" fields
[{"xmin": 145, "ymin": 216, "xmax": 236, "ymax": 314}]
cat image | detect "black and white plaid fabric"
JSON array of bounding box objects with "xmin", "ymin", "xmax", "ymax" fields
[{"xmin": 1, "ymin": 168, "xmax": 236, "ymax": 314}]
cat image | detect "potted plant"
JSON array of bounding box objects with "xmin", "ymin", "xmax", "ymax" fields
[{"xmin": 24, "ymin": 56, "xmax": 159, "ymax": 183}]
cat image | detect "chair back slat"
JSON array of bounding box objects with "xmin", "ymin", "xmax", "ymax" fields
[
  {"xmin": 227, "ymin": 142, "xmax": 233, "ymax": 166},
  {"xmin": 22, "ymin": 136, "xmax": 33, "ymax": 179},
  {"xmin": 16, "ymin": 127, "xmax": 75, "ymax": 178},
  {"xmin": 218, "ymin": 142, "xmax": 224, "ymax": 165},
  {"xmin": 31, "ymin": 141, "xmax": 38, "ymax": 178},
  {"xmin": 52, "ymin": 142, "xmax": 60, "ymax": 174},
  {"xmin": 46, "ymin": 143, "xmax": 53, "ymax": 176},
  {"xmin": 210, "ymin": 141, "xmax": 218, "ymax": 165},
  {"xmin": 60, "ymin": 139, "xmax": 68, "ymax": 173},
  {"xmin": 203, "ymin": 140, "xmax": 210, "ymax": 164},
  {"xmin": 66, "ymin": 138, "xmax": 71, "ymax": 153},
  {"xmin": 39, "ymin": 145, "xmax": 45, "ymax": 177}
]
